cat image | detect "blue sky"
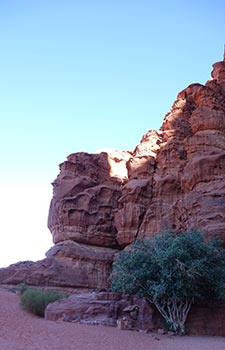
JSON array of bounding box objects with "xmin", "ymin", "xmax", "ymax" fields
[{"xmin": 1, "ymin": 0, "xmax": 225, "ymax": 266}]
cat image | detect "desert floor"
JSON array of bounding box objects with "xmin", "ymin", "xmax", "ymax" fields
[{"xmin": 0, "ymin": 288, "xmax": 224, "ymax": 350}]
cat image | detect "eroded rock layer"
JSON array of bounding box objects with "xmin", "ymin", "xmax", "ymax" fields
[
  {"xmin": 45, "ymin": 291, "xmax": 225, "ymax": 336},
  {"xmin": 1, "ymin": 55, "xmax": 225, "ymax": 290},
  {"xmin": 45, "ymin": 291, "xmax": 160, "ymax": 330}
]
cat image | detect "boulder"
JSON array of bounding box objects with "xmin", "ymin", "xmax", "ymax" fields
[{"xmin": 45, "ymin": 291, "xmax": 160, "ymax": 330}]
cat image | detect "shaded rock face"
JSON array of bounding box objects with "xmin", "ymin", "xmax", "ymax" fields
[
  {"xmin": 186, "ymin": 300, "xmax": 225, "ymax": 336},
  {"xmin": 45, "ymin": 292, "xmax": 160, "ymax": 331},
  {"xmin": 1, "ymin": 56, "xmax": 225, "ymax": 291},
  {"xmin": 45, "ymin": 291, "xmax": 225, "ymax": 336}
]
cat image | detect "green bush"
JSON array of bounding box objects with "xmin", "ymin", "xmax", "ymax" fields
[
  {"xmin": 111, "ymin": 231, "xmax": 225, "ymax": 334},
  {"xmin": 18, "ymin": 283, "xmax": 29, "ymax": 295},
  {"xmin": 20, "ymin": 288, "xmax": 67, "ymax": 317}
]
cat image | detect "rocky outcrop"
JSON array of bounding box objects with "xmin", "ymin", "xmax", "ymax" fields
[
  {"xmin": 1, "ymin": 55, "xmax": 225, "ymax": 291},
  {"xmin": 45, "ymin": 291, "xmax": 225, "ymax": 336},
  {"xmin": 48, "ymin": 151, "xmax": 131, "ymax": 248},
  {"xmin": 0, "ymin": 242, "xmax": 117, "ymax": 289},
  {"xmin": 118, "ymin": 57, "xmax": 225, "ymax": 245},
  {"xmin": 45, "ymin": 291, "xmax": 160, "ymax": 331}
]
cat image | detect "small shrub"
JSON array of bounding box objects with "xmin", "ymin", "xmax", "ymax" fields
[
  {"xmin": 20, "ymin": 288, "xmax": 67, "ymax": 317},
  {"xmin": 6, "ymin": 287, "xmax": 17, "ymax": 294},
  {"xmin": 18, "ymin": 283, "xmax": 29, "ymax": 295}
]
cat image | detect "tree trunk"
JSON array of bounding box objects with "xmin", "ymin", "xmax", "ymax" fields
[{"xmin": 150, "ymin": 297, "xmax": 193, "ymax": 335}]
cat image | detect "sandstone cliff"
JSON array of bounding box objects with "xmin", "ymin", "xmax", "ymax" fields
[{"xmin": 1, "ymin": 55, "xmax": 225, "ymax": 289}]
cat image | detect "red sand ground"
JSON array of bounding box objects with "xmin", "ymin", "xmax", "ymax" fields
[{"xmin": 0, "ymin": 288, "xmax": 225, "ymax": 350}]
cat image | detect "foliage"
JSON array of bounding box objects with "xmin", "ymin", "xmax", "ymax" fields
[
  {"xmin": 111, "ymin": 231, "xmax": 225, "ymax": 334},
  {"xmin": 20, "ymin": 288, "xmax": 68, "ymax": 317},
  {"xmin": 18, "ymin": 283, "xmax": 29, "ymax": 295}
]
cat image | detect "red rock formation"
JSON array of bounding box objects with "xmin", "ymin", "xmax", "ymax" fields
[
  {"xmin": 1, "ymin": 55, "xmax": 225, "ymax": 291},
  {"xmin": 46, "ymin": 53, "xmax": 225, "ymax": 287},
  {"xmin": 48, "ymin": 151, "xmax": 131, "ymax": 248},
  {"xmin": 45, "ymin": 291, "xmax": 160, "ymax": 331},
  {"xmin": 45, "ymin": 291, "xmax": 225, "ymax": 336},
  {"xmin": 0, "ymin": 242, "xmax": 117, "ymax": 289},
  {"xmin": 119, "ymin": 56, "xmax": 225, "ymax": 244}
]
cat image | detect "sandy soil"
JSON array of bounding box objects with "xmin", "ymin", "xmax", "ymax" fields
[{"xmin": 0, "ymin": 288, "xmax": 225, "ymax": 350}]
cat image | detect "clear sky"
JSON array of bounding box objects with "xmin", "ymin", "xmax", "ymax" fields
[{"xmin": 1, "ymin": 0, "xmax": 225, "ymax": 267}]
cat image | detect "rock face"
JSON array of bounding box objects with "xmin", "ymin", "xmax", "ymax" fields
[
  {"xmin": 48, "ymin": 151, "xmax": 131, "ymax": 248},
  {"xmin": 45, "ymin": 292, "xmax": 225, "ymax": 336},
  {"xmin": 1, "ymin": 55, "xmax": 225, "ymax": 292},
  {"xmin": 0, "ymin": 242, "xmax": 116, "ymax": 289},
  {"xmin": 45, "ymin": 292, "xmax": 160, "ymax": 331}
]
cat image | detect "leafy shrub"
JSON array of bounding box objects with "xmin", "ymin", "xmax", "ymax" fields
[
  {"xmin": 20, "ymin": 288, "xmax": 67, "ymax": 317},
  {"xmin": 111, "ymin": 231, "xmax": 225, "ymax": 334},
  {"xmin": 18, "ymin": 283, "xmax": 29, "ymax": 295}
]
